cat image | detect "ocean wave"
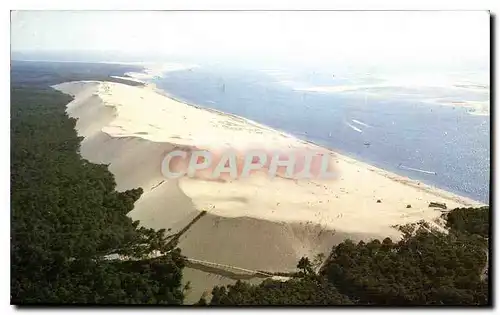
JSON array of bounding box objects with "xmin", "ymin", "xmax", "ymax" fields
[
  {"xmin": 398, "ymin": 164, "xmax": 437, "ymax": 175},
  {"xmin": 345, "ymin": 122, "xmax": 363, "ymax": 133},
  {"xmin": 351, "ymin": 119, "xmax": 371, "ymax": 128}
]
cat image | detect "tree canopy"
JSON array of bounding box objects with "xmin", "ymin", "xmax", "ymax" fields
[
  {"xmin": 203, "ymin": 207, "xmax": 489, "ymax": 306},
  {"xmin": 11, "ymin": 86, "xmax": 186, "ymax": 304},
  {"xmin": 10, "ymin": 61, "xmax": 490, "ymax": 306}
]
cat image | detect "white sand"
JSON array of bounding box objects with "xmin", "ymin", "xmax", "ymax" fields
[
  {"xmin": 110, "ymin": 75, "xmax": 146, "ymax": 84},
  {"xmin": 123, "ymin": 62, "xmax": 199, "ymax": 81},
  {"xmin": 53, "ymin": 80, "xmax": 486, "ymax": 303}
]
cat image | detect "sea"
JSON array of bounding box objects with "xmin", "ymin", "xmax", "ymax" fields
[{"xmin": 151, "ymin": 62, "xmax": 490, "ymax": 203}]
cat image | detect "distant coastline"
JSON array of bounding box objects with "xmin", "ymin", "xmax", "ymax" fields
[
  {"xmin": 132, "ymin": 63, "xmax": 490, "ymax": 203},
  {"xmin": 51, "ymin": 64, "xmax": 487, "ymax": 302}
]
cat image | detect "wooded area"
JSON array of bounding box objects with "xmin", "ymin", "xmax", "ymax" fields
[
  {"xmin": 201, "ymin": 208, "xmax": 489, "ymax": 305},
  {"xmin": 10, "ymin": 62, "xmax": 490, "ymax": 306},
  {"xmin": 11, "ymin": 86, "xmax": 186, "ymax": 304}
]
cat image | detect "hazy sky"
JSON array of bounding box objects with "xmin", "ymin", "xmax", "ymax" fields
[{"xmin": 11, "ymin": 11, "xmax": 490, "ymax": 69}]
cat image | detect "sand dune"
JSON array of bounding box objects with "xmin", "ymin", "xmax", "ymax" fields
[{"xmin": 53, "ymin": 80, "xmax": 485, "ymax": 303}]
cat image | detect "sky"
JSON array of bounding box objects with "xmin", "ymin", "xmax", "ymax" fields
[{"xmin": 11, "ymin": 11, "xmax": 490, "ymax": 70}]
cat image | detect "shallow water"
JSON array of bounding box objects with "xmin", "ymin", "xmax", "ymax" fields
[{"xmin": 152, "ymin": 65, "xmax": 490, "ymax": 203}]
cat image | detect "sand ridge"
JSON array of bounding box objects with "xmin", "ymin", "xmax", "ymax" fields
[
  {"xmin": 52, "ymin": 80, "xmax": 486, "ymax": 303},
  {"xmin": 53, "ymin": 80, "xmax": 483, "ymax": 232}
]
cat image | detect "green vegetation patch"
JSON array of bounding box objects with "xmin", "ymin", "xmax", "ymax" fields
[
  {"xmin": 203, "ymin": 208, "xmax": 489, "ymax": 306},
  {"xmin": 11, "ymin": 86, "xmax": 185, "ymax": 304}
]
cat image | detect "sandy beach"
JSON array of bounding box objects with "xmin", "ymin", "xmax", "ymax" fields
[{"xmin": 53, "ymin": 79, "xmax": 486, "ymax": 303}]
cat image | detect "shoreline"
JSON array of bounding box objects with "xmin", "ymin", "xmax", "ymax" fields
[
  {"xmin": 128, "ymin": 65, "xmax": 488, "ymax": 203},
  {"xmin": 52, "ymin": 78, "xmax": 485, "ymax": 303},
  {"xmin": 53, "ymin": 79, "xmax": 485, "ymax": 220},
  {"xmin": 133, "ymin": 71, "xmax": 487, "ymax": 204}
]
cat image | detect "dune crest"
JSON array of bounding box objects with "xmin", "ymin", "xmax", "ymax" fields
[
  {"xmin": 53, "ymin": 80, "xmax": 485, "ymax": 302},
  {"xmin": 53, "ymin": 80, "xmax": 482, "ymax": 232}
]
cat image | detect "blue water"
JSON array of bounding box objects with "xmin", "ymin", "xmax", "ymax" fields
[{"xmin": 152, "ymin": 65, "xmax": 490, "ymax": 203}]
